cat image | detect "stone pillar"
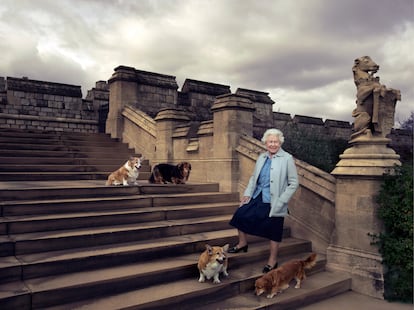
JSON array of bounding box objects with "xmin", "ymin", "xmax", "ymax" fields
[
  {"xmin": 106, "ymin": 66, "xmax": 138, "ymax": 139},
  {"xmin": 328, "ymin": 136, "xmax": 401, "ymax": 298},
  {"xmin": 154, "ymin": 108, "xmax": 191, "ymax": 162},
  {"xmin": 211, "ymin": 94, "xmax": 255, "ymax": 192}
]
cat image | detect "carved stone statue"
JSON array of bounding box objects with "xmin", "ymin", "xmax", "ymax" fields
[{"xmin": 351, "ymin": 56, "xmax": 401, "ymax": 140}]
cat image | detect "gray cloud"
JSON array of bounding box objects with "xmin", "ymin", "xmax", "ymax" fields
[{"xmin": 0, "ymin": 0, "xmax": 412, "ymax": 124}]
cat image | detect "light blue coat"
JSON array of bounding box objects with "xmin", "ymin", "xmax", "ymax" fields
[{"xmin": 243, "ymin": 148, "xmax": 299, "ymax": 217}]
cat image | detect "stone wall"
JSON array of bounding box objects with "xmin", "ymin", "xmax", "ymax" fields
[
  {"xmin": 236, "ymin": 88, "xmax": 274, "ymax": 124},
  {"xmin": 0, "ymin": 76, "xmax": 106, "ymax": 132},
  {"xmin": 180, "ymin": 79, "xmax": 231, "ymax": 121},
  {"xmin": 85, "ymin": 80, "xmax": 110, "ymax": 111},
  {"xmin": 1, "ymin": 67, "xmax": 410, "ymax": 157},
  {"xmin": 106, "ymin": 66, "xmax": 411, "ymax": 157}
]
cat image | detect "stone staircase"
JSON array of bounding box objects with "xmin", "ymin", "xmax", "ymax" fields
[
  {"xmin": 0, "ymin": 129, "xmax": 351, "ymax": 309},
  {"xmin": 0, "ymin": 129, "xmax": 145, "ymax": 181}
]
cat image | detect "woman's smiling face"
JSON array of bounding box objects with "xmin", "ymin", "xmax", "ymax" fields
[{"xmin": 265, "ymin": 134, "xmax": 281, "ymax": 155}]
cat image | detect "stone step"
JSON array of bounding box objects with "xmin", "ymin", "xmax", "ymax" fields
[
  {"xmin": 0, "ymin": 136, "xmax": 129, "ymax": 147},
  {"xmin": 0, "ymin": 171, "xmax": 143, "ymax": 181},
  {"xmin": 0, "ymin": 142, "xmax": 133, "ymax": 152},
  {"xmin": 0, "ymin": 181, "xmax": 220, "ymax": 201},
  {"xmin": 0, "ymin": 164, "xmax": 151, "ymax": 173},
  {"xmin": 0, "ymin": 242, "xmax": 316, "ymax": 309},
  {"xmin": 195, "ymin": 270, "xmax": 352, "ymax": 310},
  {"xmin": 0, "ymin": 230, "xmax": 297, "ymax": 285},
  {"xmin": 11, "ymin": 214, "xmax": 233, "ymax": 255},
  {"xmin": 1, "ymin": 191, "xmax": 238, "ymax": 216},
  {"xmin": 0, "ymin": 129, "xmax": 116, "ymax": 141},
  {"xmin": 35, "ymin": 254, "xmax": 342, "ymax": 310},
  {"xmin": 0, "ymin": 157, "xmax": 146, "ymax": 165},
  {"xmin": 3, "ymin": 202, "xmax": 237, "ymax": 234},
  {"xmin": 0, "ymin": 148, "xmax": 139, "ymax": 158},
  {"xmin": 0, "ymin": 228, "xmax": 245, "ymax": 283}
]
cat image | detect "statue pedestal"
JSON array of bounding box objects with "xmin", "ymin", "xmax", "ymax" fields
[
  {"xmin": 332, "ymin": 136, "xmax": 400, "ymax": 176},
  {"xmin": 329, "ymin": 137, "xmax": 400, "ymax": 298}
]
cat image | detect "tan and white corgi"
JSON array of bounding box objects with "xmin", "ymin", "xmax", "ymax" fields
[
  {"xmin": 106, "ymin": 156, "xmax": 143, "ymax": 186},
  {"xmin": 197, "ymin": 244, "xmax": 229, "ymax": 284}
]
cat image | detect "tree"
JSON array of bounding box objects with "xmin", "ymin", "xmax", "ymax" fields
[{"xmin": 399, "ymin": 111, "xmax": 413, "ymax": 131}]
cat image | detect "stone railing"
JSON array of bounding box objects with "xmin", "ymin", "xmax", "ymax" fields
[{"xmin": 121, "ymin": 104, "xmax": 156, "ymax": 158}]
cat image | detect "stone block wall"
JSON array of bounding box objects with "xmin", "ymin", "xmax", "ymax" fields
[
  {"xmin": 108, "ymin": 66, "xmax": 179, "ymax": 119},
  {"xmin": 0, "ymin": 76, "xmax": 101, "ymax": 132},
  {"xmin": 85, "ymin": 80, "xmax": 110, "ymax": 133},
  {"xmin": 85, "ymin": 80, "xmax": 109, "ymax": 110},
  {"xmin": 235, "ymin": 88, "xmax": 274, "ymax": 123},
  {"xmin": 179, "ymin": 79, "xmax": 231, "ymax": 121}
]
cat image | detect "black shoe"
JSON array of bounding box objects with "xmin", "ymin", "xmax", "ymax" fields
[
  {"xmin": 228, "ymin": 245, "xmax": 248, "ymax": 253},
  {"xmin": 262, "ymin": 262, "xmax": 278, "ymax": 273}
]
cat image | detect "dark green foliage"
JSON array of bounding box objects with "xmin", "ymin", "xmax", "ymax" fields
[
  {"xmin": 373, "ymin": 164, "xmax": 413, "ymax": 302},
  {"xmin": 281, "ymin": 124, "xmax": 348, "ymax": 172},
  {"xmin": 399, "ymin": 111, "xmax": 413, "ymax": 131}
]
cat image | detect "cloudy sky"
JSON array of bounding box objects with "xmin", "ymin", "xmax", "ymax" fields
[{"xmin": 0, "ymin": 0, "xmax": 413, "ymax": 125}]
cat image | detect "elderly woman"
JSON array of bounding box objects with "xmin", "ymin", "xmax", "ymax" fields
[{"xmin": 228, "ymin": 128, "xmax": 299, "ymax": 273}]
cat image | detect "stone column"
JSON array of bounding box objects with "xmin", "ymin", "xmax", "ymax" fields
[
  {"xmin": 106, "ymin": 66, "xmax": 138, "ymax": 139},
  {"xmin": 328, "ymin": 136, "xmax": 401, "ymax": 298},
  {"xmin": 211, "ymin": 94, "xmax": 254, "ymax": 192},
  {"xmin": 154, "ymin": 108, "xmax": 191, "ymax": 162}
]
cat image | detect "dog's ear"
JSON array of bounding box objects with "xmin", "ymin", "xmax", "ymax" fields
[
  {"xmin": 222, "ymin": 244, "xmax": 229, "ymax": 252},
  {"xmin": 259, "ymin": 277, "xmax": 271, "ymax": 290},
  {"xmin": 205, "ymin": 244, "xmax": 213, "ymax": 255},
  {"xmin": 270, "ymin": 271, "xmax": 280, "ymax": 286},
  {"xmin": 188, "ymin": 163, "xmax": 192, "ymax": 170}
]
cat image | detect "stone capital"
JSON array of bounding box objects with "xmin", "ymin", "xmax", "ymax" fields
[
  {"xmin": 154, "ymin": 108, "xmax": 191, "ymax": 122},
  {"xmin": 211, "ymin": 94, "xmax": 255, "ymax": 112},
  {"xmin": 331, "ymin": 137, "xmax": 401, "ymax": 176},
  {"xmin": 108, "ymin": 66, "xmax": 137, "ymax": 84}
]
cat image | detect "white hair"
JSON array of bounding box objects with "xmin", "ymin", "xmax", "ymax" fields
[{"xmin": 261, "ymin": 128, "xmax": 285, "ymax": 144}]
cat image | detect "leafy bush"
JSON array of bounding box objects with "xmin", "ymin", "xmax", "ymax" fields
[
  {"xmin": 372, "ymin": 164, "xmax": 413, "ymax": 302},
  {"xmin": 281, "ymin": 124, "xmax": 348, "ymax": 172}
]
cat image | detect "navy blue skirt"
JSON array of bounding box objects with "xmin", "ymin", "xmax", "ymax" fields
[{"xmin": 229, "ymin": 195, "xmax": 284, "ymax": 242}]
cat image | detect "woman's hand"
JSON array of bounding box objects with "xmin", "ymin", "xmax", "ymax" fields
[{"xmin": 240, "ymin": 196, "xmax": 251, "ymax": 207}]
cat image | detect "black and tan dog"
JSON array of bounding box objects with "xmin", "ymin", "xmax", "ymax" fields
[{"xmin": 148, "ymin": 162, "xmax": 191, "ymax": 184}]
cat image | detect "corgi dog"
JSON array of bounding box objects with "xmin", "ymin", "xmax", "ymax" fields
[
  {"xmin": 197, "ymin": 244, "xmax": 229, "ymax": 284},
  {"xmin": 106, "ymin": 156, "xmax": 143, "ymax": 186},
  {"xmin": 255, "ymin": 253, "xmax": 317, "ymax": 298}
]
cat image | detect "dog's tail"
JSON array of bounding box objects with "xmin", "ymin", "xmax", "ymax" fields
[
  {"xmin": 302, "ymin": 253, "xmax": 317, "ymax": 270},
  {"xmin": 148, "ymin": 172, "xmax": 155, "ymax": 183},
  {"xmin": 148, "ymin": 166, "xmax": 159, "ymax": 183}
]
